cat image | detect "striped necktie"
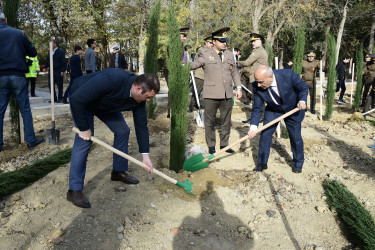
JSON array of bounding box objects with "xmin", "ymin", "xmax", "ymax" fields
[{"xmin": 269, "ymin": 87, "xmax": 281, "ymax": 105}]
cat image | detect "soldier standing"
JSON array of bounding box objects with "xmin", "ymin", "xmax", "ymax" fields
[
  {"xmin": 301, "ymin": 51, "xmax": 320, "ymax": 114},
  {"xmin": 190, "ymin": 27, "xmax": 242, "ymax": 154},
  {"xmin": 237, "ymin": 33, "xmax": 268, "ymax": 109},
  {"xmin": 361, "ymin": 54, "xmax": 375, "ymax": 107},
  {"xmin": 189, "ymin": 36, "xmax": 213, "ymax": 112}
]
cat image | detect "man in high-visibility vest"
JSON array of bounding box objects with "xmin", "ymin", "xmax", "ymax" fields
[{"xmin": 25, "ymin": 56, "xmax": 40, "ymax": 97}]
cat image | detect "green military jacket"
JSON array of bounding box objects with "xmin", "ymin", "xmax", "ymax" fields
[
  {"xmin": 363, "ymin": 62, "xmax": 375, "ymax": 83},
  {"xmin": 194, "ymin": 45, "xmax": 210, "ymax": 80},
  {"xmin": 301, "ymin": 59, "xmax": 320, "ymax": 84},
  {"xmin": 237, "ymin": 46, "xmax": 268, "ymax": 82},
  {"xmin": 25, "ymin": 56, "xmax": 40, "ymax": 78},
  {"xmin": 191, "ymin": 48, "xmax": 241, "ymax": 99}
]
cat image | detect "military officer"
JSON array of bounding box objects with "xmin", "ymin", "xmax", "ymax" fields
[
  {"xmin": 361, "ymin": 54, "xmax": 375, "ymax": 107},
  {"xmin": 301, "ymin": 51, "xmax": 320, "ymax": 114},
  {"xmin": 190, "ymin": 27, "xmax": 242, "ymax": 154},
  {"xmin": 237, "ymin": 33, "xmax": 268, "ymax": 109},
  {"xmin": 189, "ymin": 36, "xmax": 213, "ymax": 112}
]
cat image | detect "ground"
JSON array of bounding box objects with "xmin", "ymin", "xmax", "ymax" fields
[{"xmin": 0, "ymin": 80, "xmax": 374, "ymax": 250}]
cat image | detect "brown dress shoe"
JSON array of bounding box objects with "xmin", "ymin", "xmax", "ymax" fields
[
  {"xmin": 111, "ymin": 172, "xmax": 139, "ymax": 184},
  {"xmin": 67, "ymin": 190, "xmax": 91, "ymax": 208}
]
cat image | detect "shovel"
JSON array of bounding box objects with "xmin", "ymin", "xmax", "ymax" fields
[
  {"xmin": 46, "ymin": 40, "xmax": 60, "ymax": 145},
  {"xmin": 183, "ymin": 107, "xmax": 300, "ymax": 172},
  {"xmin": 190, "ymin": 71, "xmax": 204, "ymax": 127},
  {"xmin": 72, "ymin": 127, "xmax": 193, "ymax": 194}
]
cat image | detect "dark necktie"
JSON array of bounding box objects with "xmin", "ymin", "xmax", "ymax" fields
[
  {"xmin": 218, "ymin": 52, "xmax": 222, "ymax": 62},
  {"xmin": 269, "ymin": 87, "xmax": 281, "ymax": 105}
]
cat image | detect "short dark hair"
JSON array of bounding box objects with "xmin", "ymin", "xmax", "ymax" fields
[
  {"xmin": 343, "ymin": 55, "xmax": 351, "ymax": 60},
  {"xmin": 52, "ymin": 39, "xmax": 59, "ymax": 47},
  {"xmin": 74, "ymin": 45, "xmax": 82, "ymax": 52},
  {"xmin": 133, "ymin": 73, "xmax": 160, "ymax": 94},
  {"xmin": 234, "ymin": 48, "xmax": 240, "ymax": 52},
  {"xmin": 87, "ymin": 39, "xmax": 95, "ymax": 47}
]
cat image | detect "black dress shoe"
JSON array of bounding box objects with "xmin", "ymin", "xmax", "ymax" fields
[
  {"xmin": 63, "ymin": 99, "xmax": 69, "ymax": 104},
  {"xmin": 28, "ymin": 137, "xmax": 44, "ymax": 149},
  {"xmin": 292, "ymin": 167, "xmax": 302, "ymax": 173},
  {"xmin": 253, "ymin": 164, "xmax": 267, "ymax": 172},
  {"xmin": 67, "ymin": 190, "xmax": 91, "ymax": 208},
  {"xmin": 111, "ymin": 171, "xmax": 139, "ymax": 184},
  {"xmin": 208, "ymin": 146, "xmax": 215, "ymax": 154},
  {"xmin": 167, "ymin": 114, "xmax": 170, "ymax": 118},
  {"xmin": 311, "ymin": 110, "xmax": 315, "ymax": 114},
  {"xmin": 188, "ymin": 107, "xmax": 193, "ymax": 112},
  {"xmin": 242, "ymin": 118, "xmax": 251, "ymax": 124},
  {"xmin": 220, "ymin": 146, "xmax": 234, "ymax": 153}
]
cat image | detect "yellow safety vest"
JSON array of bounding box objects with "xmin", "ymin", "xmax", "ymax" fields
[{"xmin": 25, "ymin": 56, "xmax": 40, "ymax": 78}]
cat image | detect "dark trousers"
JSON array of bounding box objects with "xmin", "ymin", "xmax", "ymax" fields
[
  {"xmin": 361, "ymin": 80, "xmax": 373, "ymax": 105},
  {"xmin": 336, "ymin": 79, "xmax": 346, "ymax": 100},
  {"xmin": 63, "ymin": 75, "xmax": 80, "ymax": 101},
  {"xmin": 27, "ymin": 77, "xmax": 36, "ymax": 96},
  {"xmin": 69, "ymin": 111, "xmax": 130, "ymax": 190},
  {"xmin": 189, "ymin": 77, "xmax": 204, "ymax": 109},
  {"xmin": 48, "ymin": 71, "xmax": 64, "ymax": 101},
  {"xmin": 86, "ymin": 70, "xmax": 93, "ymax": 74},
  {"xmin": 241, "ymin": 74, "xmax": 253, "ymax": 103},
  {"xmin": 204, "ymin": 98, "xmax": 233, "ymax": 148},
  {"xmin": 307, "ymin": 81, "xmax": 316, "ymax": 112},
  {"xmin": 258, "ymin": 111, "xmax": 304, "ymax": 168}
]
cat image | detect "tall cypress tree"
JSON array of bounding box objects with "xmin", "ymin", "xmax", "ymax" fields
[
  {"xmin": 324, "ymin": 34, "xmax": 337, "ymax": 120},
  {"xmin": 292, "ymin": 23, "xmax": 305, "ymax": 75},
  {"xmin": 353, "ymin": 45, "xmax": 364, "ymax": 110},
  {"xmin": 265, "ymin": 41, "xmax": 274, "ymax": 68},
  {"xmin": 4, "ymin": 0, "xmax": 21, "ymax": 143},
  {"xmin": 167, "ymin": 4, "xmax": 190, "ymax": 172},
  {"xmin": 144, "ymin": 1, "xmax": 161, "ymax": 119}
]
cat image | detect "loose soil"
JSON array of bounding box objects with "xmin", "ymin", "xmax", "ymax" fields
[{"xmin": 0, "ymin": 81, "xmax": 374, "ymax": 250}]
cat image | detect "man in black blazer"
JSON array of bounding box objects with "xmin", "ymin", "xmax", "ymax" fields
[
  {"xmin": 43, "ymin": 40, "xmax": 67, "ymax": 102},
  {"xmin": 247, "ymin": 65, "xmax": 308, "ymax": 173},
  {"xmin": 67, "ymin": 69, "xmax": 160, "ymax": 208}
]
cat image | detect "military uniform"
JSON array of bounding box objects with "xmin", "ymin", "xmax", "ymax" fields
[
  {"xmin": 189, "ymin": 37, "xmax": 212, "ymax": 110},
  {"xmin": 190, "ymin": 28, "xmax": 241, "ymax": 152},
  {"xmin": 301, "ymin": 52, "xmax": 319, "ymax": 113},
  {"xmin": 361, "ymin": 55, "xmax": 375, "ymax": 106},
  {"xmin": 237, "ymin": 33, "xmax": 268, "ymax": 104}
]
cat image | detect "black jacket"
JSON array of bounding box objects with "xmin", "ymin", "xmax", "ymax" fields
[
  {"xmin": 44, "ymin": 47, "xmax": 67, "ymax": 72},
  {"xmin": 109, "ymin": 52, "xmax": 128, "ymax": 70},
  {"xmin": 69, "ymin": 68, "xmax": 149, "ymax": 153},
  {"xmin": 0, "ymin": 23, "xmax": 37, "ymax": 76},
  {"xmin": 335, "ymin": 61, "xmax": 347, "ymax": 81}
]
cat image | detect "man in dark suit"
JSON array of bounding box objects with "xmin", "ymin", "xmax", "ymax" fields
[
  {"xmin": 43, "ymin": 39, "xmax": 67, "ymax": 102},
  {"xmin": 68, "ymin": 69, "xmax": 160, "ymax": 208},
  {"xmin": 247, "ymin": 65, "xmax": 308, "ymax": 173}
]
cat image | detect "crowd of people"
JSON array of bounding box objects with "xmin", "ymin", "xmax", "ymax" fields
[{"xmin": 1, "ymin": 9, "xmax": 374, "ymax": 208}]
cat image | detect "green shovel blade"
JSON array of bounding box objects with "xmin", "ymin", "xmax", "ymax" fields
[{"xmin": 176, "ymin": 180, "xmax": 193, "ymax": 194}]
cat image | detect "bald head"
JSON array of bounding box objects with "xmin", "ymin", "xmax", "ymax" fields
[{"xmin": 254, "ymin": 65, "xmax": 274, "ymax": 89}]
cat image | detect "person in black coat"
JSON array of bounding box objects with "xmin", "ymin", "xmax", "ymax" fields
[
  {"xmin": 62, "ymin": 45, "xmax": 83, "ymax": 103},
  {"xmin": 109, "ymin": 46, "xmax": 128, "ymax": 70},
  {"xmin": 67, "ymin": 69, "xmax": 160, "ymax": 208},
  {"xmin": 335, "ymin": 55, "xmax": 351, "ymax": 104},
  {"xmin": 43, "ymin": 39, "xmax": 67, "ymax": 102}
]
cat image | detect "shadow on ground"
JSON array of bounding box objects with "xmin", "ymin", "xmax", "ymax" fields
[{"xmin": 172, "ymin": 181, "xmax": 254, "ymax": 249}]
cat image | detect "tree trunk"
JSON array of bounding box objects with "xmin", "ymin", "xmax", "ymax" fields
[
  {"xmin": 369, "ymin": 11, "xmax": 375, "ymax": 53},
  {"xmin": 322, "ymin": 22, "xmax": 332, "ymax": 70},
  {"xmin": 335, "ymin": 0, "xmax": 349, "ymax": 65},
  {"xmin": 138, "ymin": 24, "xmax": 146, "ymax": 74}
]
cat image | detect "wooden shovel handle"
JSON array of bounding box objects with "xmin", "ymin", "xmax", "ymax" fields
[
  {"xmin": 204, "ymin": 107, "xmax": 300, "ymax": 162},
  {"xmin": 72, "ymin": 127, "xmax": 178, "ymax": 185}
]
